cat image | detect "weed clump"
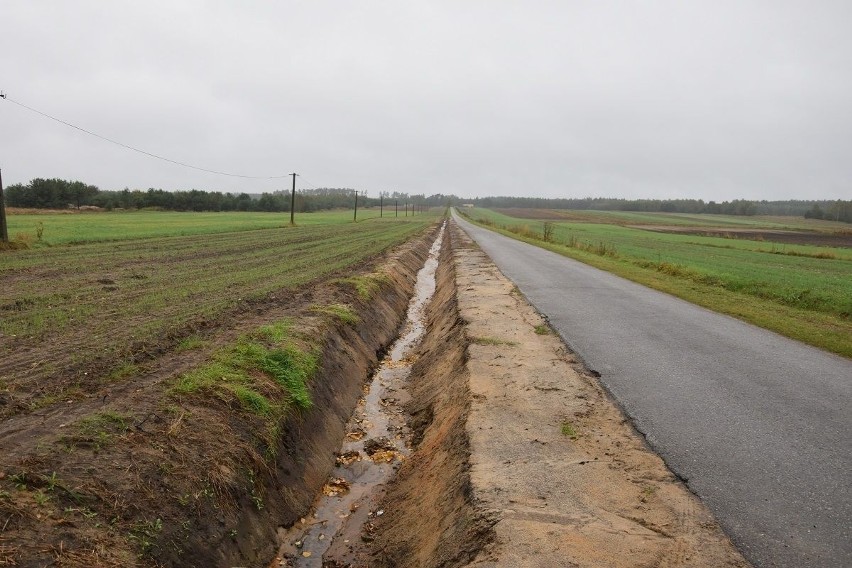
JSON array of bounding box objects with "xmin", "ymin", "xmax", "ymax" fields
[
  {"xmin": 170, "ymin": 319, "xmax": 318, "ymax": 413},
  {"xmin": 560, "ymin": 421, "xmax": 578, "ymax": 439},
  {"xmin": 259, "ymin": 346, "xmax": 316, "ymax": 409},
  {"xmin": 64, "ymin": 411, "xmax": 131, "ymax": 450},
  {"xmin": 310, "ymin": 303, "xmax": 359, "ymax": 325},
  {"xmin": 337, "ymin": 272, "xmax": 391, "ymax": 300},
  {"xmin": 469, "ymin": 335, "xmax": 519, "ymax": 346}
]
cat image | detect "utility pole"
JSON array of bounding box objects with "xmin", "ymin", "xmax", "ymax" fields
[
  {"xmin": 353, "ymin": 190, "xmax": 358, "ymax": 221},
  {"xmin": 0, "ymin": 168, "xmax": 8, "ymax": 243},
  {"xmin": 289, "ymin": 173, "xmax": 297, "ymax": 225},
  {"xmin": 395, "ymin": 200, "xmax": 398, "ymax": 217},
  {"xmin": 380, "ymin": 194, "xmax": 383, "ymax": 218}
]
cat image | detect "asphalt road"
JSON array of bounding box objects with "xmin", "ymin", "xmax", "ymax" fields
[{"xmin": 453, "ymin": 213, "xmax": 852, "ymax": 568}]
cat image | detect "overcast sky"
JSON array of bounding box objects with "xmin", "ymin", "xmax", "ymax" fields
[{"xmin": 2, "ymin": 1, "xmax": 850, "ymax": 201}]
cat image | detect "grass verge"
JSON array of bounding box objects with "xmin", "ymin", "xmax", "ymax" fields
[{"xmin": 459, "ymin": 209, "xmax": 851, "ymax": 358}]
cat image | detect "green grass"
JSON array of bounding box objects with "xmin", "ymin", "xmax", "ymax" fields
[
  {"xmin": 72, "ymin": 411, "xmax": 131, "ymax": 449},
  {"xmin": 171, "ymin": 320, "xmax": 318, "ymax": 413},
  {"xmin": 310, "ymin": 302, "xmax": 359, "ymax": 325},
  {"xmin": 106, "ymin": 361, "xmax": 139, "ymax": 382},
  {"xmin": 462, "ymin": 208, "xmax": 852, "ymax": 357},
  {"xmin": 560, "ymin": 421, "xmax": 578, "ymax": 439},
  {"xmin": 78, "ymin": 411, "xmax": 130, "ymax": 432},
  {"xmin": 169, "ymin": 316, "xmax": 320, "ymax": 463},
  {"xmin": 175, "ymin": 334, "xmax": 206, "ymax": 352},
  {"xmin": 257, "ymin": 320, "xmax": 292, "ymax": 343},
  {"xmin": 4, "ymin": 209, "xmax": 403, "ymax": 246},
  {"xmin": 232, "ymin": 386, "xmax": 273, "ymax": 416},
  {"xmin": 336, "ymin": 272, "xmax": 392, "ymax": 300},
  {"xmin": 469, "ymin": 335, "xmax": 519, "ymax": 346}
]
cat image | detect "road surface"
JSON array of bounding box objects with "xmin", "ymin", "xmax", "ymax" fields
[{"xmin": 453, "ymin": 212, "xmax": 851, "ymax": 568}]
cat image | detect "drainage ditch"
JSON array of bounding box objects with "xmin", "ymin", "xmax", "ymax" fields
[{"xmin": 273, "ymin": 222, "xmax": 446, "ymax": 567}]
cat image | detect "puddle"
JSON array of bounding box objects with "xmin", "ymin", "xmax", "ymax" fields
[{"xmin": 273, "ymin": 222, "xmax": 446, "ymax": 567}]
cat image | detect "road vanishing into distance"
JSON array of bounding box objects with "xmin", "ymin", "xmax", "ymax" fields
[{"xmin": 453, "ymin": 213, "xmax": 852, "ymax": 568}]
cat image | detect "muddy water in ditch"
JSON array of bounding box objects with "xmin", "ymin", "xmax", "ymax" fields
[{"xmin": 273, "ymin": 223, "xmax": 445, "ymax": 567}]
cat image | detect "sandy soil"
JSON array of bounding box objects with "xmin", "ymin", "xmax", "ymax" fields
[{"xmin": 371, "ymin": 221, "xmax": 750, "ymax": 567}]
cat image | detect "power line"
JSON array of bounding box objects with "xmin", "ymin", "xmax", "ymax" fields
[
  {"xmin": 298, "ymin": 177, "xmax": 321, "ymax": 190},
  {"xmin": 1, "ymin": 93, "xmax": 294, "ymax": 180}
]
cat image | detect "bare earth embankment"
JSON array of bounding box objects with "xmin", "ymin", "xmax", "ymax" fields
[{"xmin": 372, "ymin": 221, "xmax": 749, "ymax": 567}]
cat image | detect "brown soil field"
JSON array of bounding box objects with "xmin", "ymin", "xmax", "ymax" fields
[
  {"xmin": 492, "ymin": 207, "xmax": 582, "ymax": 221},
  {"xmin": 0, "ymin": 227, "xmax": 438, "ymax": 567},
  {"xmin": 491, "ymin": 208, "xmax": 852, "ymax": 247},
  {"xmin": 635, "ymin": 225, "xmax": 852, "ymax": 248}
]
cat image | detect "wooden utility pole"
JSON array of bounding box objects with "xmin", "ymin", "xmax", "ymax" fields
[
  {"xmin": 395, "ymin": 200, "xmax": 398, "ymax": 217},
  {"xmin": 353, "ymin": 190, "xmax": 358, "ymax": 221},
  {"xmin": 0, "ymin": 169, "xmax": 8, "ymax": 243},
  {"xmin": 289, "ymin": 173, "xmax": 297, "ymax": 225},
  {"xmin": 380, "ymin": 194, "xmax": 383, "ymax": 218}
]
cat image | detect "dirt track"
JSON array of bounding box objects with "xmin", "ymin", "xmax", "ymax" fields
[{"xmin": 371, "ymin": 221, "xmax": 749, "ymax": 566}]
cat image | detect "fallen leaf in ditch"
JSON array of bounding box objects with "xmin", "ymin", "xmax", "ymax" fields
[
  {"xmin": 345, "ymin": 429, "xmax": 366, "ymax": 441},
  {"xmin": 369, "ymin": 450, "xmax": 399, "ymax": 463},
  {"xmin": 322, "ymin": 477, "xmax": 351, "ymax": 497},
  {"xmin": 336, "ymin": 451, "xmax": 361, "ymax": 466}
]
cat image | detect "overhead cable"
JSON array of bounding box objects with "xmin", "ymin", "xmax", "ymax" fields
[{"xmin": 1, "ymin": 94, "xmax": 293, "ymax": 180}]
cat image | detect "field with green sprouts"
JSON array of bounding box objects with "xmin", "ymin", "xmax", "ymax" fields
[
  {"xmin": 1, "ymin": 211, "xmax": 438, "ymax": 409},
  {"xmin": 4, "ymin": 207, "xmax": 411, "ymax": 245},
  {"xmin": 460, "ymin": 207, "xmax": 852, "ymax": 357}
]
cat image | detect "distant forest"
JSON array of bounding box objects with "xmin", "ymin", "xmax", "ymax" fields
[
  {"xmin": 3, "ymin": 179, "xmax": 427, "ymax": 213},
  {"xmin": 471, "ymin": 195, "xmax": 852, "ymax": 222},
  {"xmin": 4, "ymin": 178, "xmax": 850, "ymax": 223}
]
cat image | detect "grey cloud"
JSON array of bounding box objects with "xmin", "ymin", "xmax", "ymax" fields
[{"xmin": 2, "ymin": 1, "xmax": 850, "ymax": 200}]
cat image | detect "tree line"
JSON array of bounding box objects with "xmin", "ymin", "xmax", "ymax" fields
[
  {"xmin": 468, "ymin": 195, "xmax": 851, "ymax": 221},
  {"xmin": 3, "ymin": 179, "xmax": 438, "ymax": 213},
  {"xmin": 3, "ymin": 178, "xmax": 850, "ymax": 222}
]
